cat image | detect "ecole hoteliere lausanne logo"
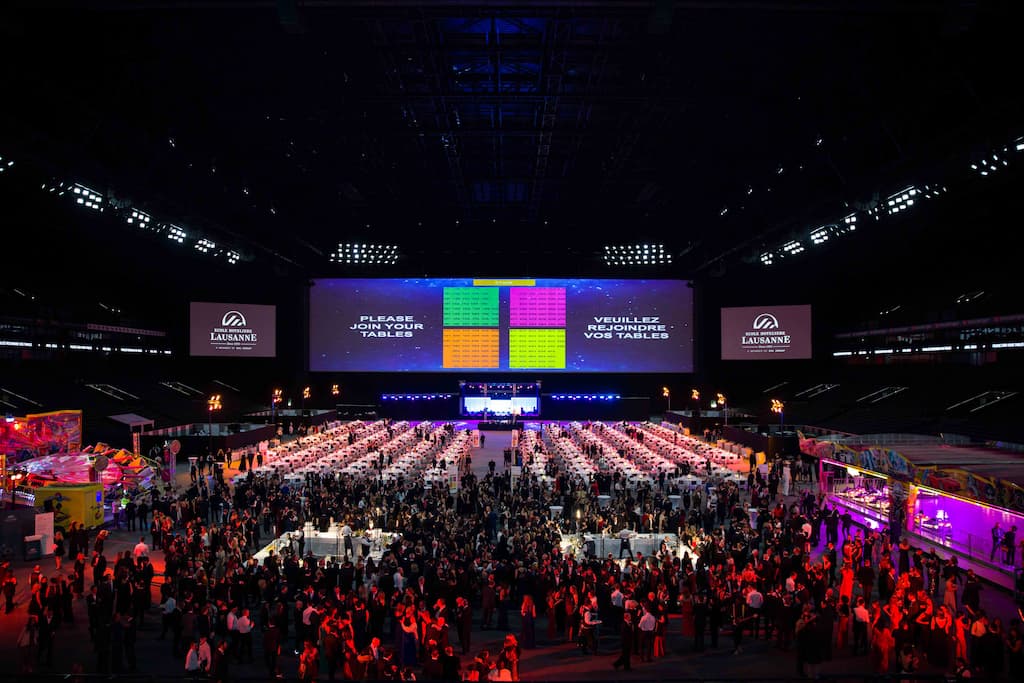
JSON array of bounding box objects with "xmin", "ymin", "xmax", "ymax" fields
[
  {"xmin": 209, "ymin": 310, "xmax": 258, "ymax": 348},
  {"xmin": 742, "ymin": 312, "xmax": 790, "ymax": 352}
]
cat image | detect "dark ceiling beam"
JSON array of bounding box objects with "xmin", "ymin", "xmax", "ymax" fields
[
  {"xmin": 420, "ymin": 11, "xmax": 472, "ymax": 218},
  {"xmin": 492, "ymin": 18, "xmax": 507, "ymax": 210},
  {"xmin": 67, "ymin": 1, "xmax": 959, "ymax": 15},
  {"xmin": 361, "ymin": 93, "xmax": 687, "ymax": 104},
  {"xmin": 374, "ymin": 43, "xmax": 638, "ymax": 55},
  {"xmin": 371, "ymin": 126, "xmax": 597, "ymax": 138}
]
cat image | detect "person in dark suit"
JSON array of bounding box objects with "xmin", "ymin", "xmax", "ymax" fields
[
  {"xmin": 321, "ymin": 617, "xmax": 343, "ymax": 682},
  {"xmin": 37, "ymin": 607, "xmax": 56, "ymax": 665},
  {"xmin": 426, "ymin": 615, "xmax": 451, "ymax": 651},
  {"xmin": 210, "ymin": 639, "xmax": 231, "ymax": 683},
  {"xmin": 612, "ymin": 611, "xmax": 633, "ymax": 670},
  {"xmin": 357, "ymin": 636, "xmax": 385, "ymax": 681},
  {"xmin": 263, "ymin": 621, "xmax": 282, "ymax": 679},
  {"xmin": 619, "ymin": 532, "xmax": 634, "ymax": 560},
  {"xmin": 693, "ymin": 593, "xmax": 707, "ymax": 652},
  {"xmin": 481, "ymin": 576, "xmax": 497, "ymax": 629},
  {"xmin": 455, "ymin": 597, "xmax": 473, "ymax": 654}
]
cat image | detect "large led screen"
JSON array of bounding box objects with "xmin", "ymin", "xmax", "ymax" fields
[
  {"xmin": 310, "ymin": 278, "xmax": 694, "ymax": 372},
  {"xmin": 190, "ymin": 302, "xmax": 277, "ymax": 357},
  {"xmin": 721, "ymin": 305, "xmax": 812, "ymax": 360}
]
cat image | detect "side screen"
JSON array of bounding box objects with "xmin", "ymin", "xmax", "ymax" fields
[
  {"xmin": 190, "ymin": 302, "xmax": 277, "ymax": 357},
  {"xmin": 720, "ymin": 305, "xmax": 812, "ymax": 360}
]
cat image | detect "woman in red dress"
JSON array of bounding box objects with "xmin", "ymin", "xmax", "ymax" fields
[{"xmin": 679, "ymin": 587, "xmax": 695, "ymax": 639}]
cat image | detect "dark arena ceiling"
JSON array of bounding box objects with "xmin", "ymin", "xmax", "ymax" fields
[{"xmin": 0, "ymin": 1, "xmax": 1020, "ymax": 276}]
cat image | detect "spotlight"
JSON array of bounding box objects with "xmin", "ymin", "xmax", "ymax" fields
[
  {"xmin": 781, "ymin": 240, "xmax": 804, "ymax": 256},
  {"xmin": 165, "ymin": 224, "xmax": 187, "ymax": 244},
  {"xmin": 809, "ymin": 225, "xmax": 832, "ymax": 245},
  {"xmin": 885, "ymin": 186, "xmax": 918, "ymax": 215},
  {"xmin": 602, "ymin": 243, "xmax": 671, "ymax": 265},
  {"xmin": 194, "ymin": 238, "xmax": 217, "ymax": 254},
  {"xmin": 71, "ymin": 183, "xmax": 104, "ymax": 211},
  {"xmin": 330, "ymin": 243, "xmax": 399, "ymax": 265},
  {"xmin": 127, "ymin": 209, "xmax": 152, "ymax": 228}
]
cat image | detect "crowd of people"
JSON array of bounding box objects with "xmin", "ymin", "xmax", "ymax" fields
[{"xmin": 2, "ymin": 418, "xmax": 1022, "ymax": 682}]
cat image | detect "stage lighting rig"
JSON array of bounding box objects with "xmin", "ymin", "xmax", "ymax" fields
[
  {"xmin": 971, "ymin": 152, "xmax": 1009, "ymax": 177},
  {"xmin": 71, "ymin": 183, "xmax": 104, "ymax": 211},
  {"xmin": 603, "ymin": 243, "xmax": 672, "ymax": 266},
  {"xmin": 885, "ymin": 186, "xmax": 918, "ymax": 215},
  {"xmin": 127, "ymin": 209, "xmax": 152, "ymax": 228},
  {"xmin": 781, "ymin": 240, "xmax": 804, "ymax": 256},
  {"xmin": 330, "ymin": 243, "xmax": 399, "ymax": 265},
  {"xmin": 165, "ymin": 224, "xmax": 187, "ymax": 244},
  {"xmin": 809, "ymin": 225, "xmax": 833, "ymax": 245},
  {"xmin": 809, "ymin": 214, "xmax": 857, "ymax": 246},
  {"xmin": 194, "ymin": 238, "xmax": 216, "ymax": 254}
]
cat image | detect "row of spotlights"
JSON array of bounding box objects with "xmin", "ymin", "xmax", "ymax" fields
[
  {"xmin": 330, "ymin": 243, "xmax": 400, "ymax": 265},
  {"xmin": 50, "ymin": 179, "xmax": 243, "ymax": 264},
  {"xmin": 603, "ymin": 243, "xmax": 672, "ymax": 265},
  {"xmin": 760, "ymin": 133, "xmax": 1023, "ymax": 266}
]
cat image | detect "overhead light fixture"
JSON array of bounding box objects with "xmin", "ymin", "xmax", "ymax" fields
[
  {"xmin": 71, "ymin": 183, "xmax": 104, "ymax": 211},
  {"xmin": 226, "ymin": 250, "xmax": 240, "ymax": 265},
  {"xmin": 886, "ymin": 186, "xmax": 918, "ymax": 215},
  {"xmin": 781, "ymin": 240, "xmax": 804, "ymax": 256},
  {"xmin": 194, "ymin": 238, "xmax": 217, "ymax": 254},
  {"xmin": 603, "ymin": 243, "xmax": 672, "ymax": 265},
  {"xmin": 127, "ymin": 208, "xmax": 152, "ymax": 228},
  {"xmin": 809, "ymin": 225, "xmax": 833, "ymax": 245},
  {"xmin": 330, "ymin": 243, "xmax": 399, "ymax": 265},
  {"xmin": 165, "ymin": 224, "xmax": 187, "ymax": 244}
]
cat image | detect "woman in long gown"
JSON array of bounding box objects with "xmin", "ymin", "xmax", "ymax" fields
[
  {"xmin": 929, "ymin": 605, "xmax": 952, "ymax": 669},
  {"xmin": 897, "ymin": 539, "xmax": 911, "ymax": 576},
  {"xmin": 954, "ymin": 612, "xmax": 969, "ymax": 662},
  {"xmin": 545, "ymin": 589, "xmax": 559, "ymax": 643},
  {"xmin": 399, "ymin": 608, "xmax": 419, "ymax": 667},
  {"xmin": 520, "ymin": 595, "xmax": 537, "ymax": 649},
  {"xmin": 679, "ymin": 587, "xmax": 695, "ymax": 639},
  {"xmin": 942, "ymin": 575, "xmax": 959, "ymax": 613},
  {"xmin": 564, "ymin": 587, "xmax": 579, "ymax": 643},
  {"xmin": 553, "ymin": 587, "xmax": 566, "ymax": 640}
]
